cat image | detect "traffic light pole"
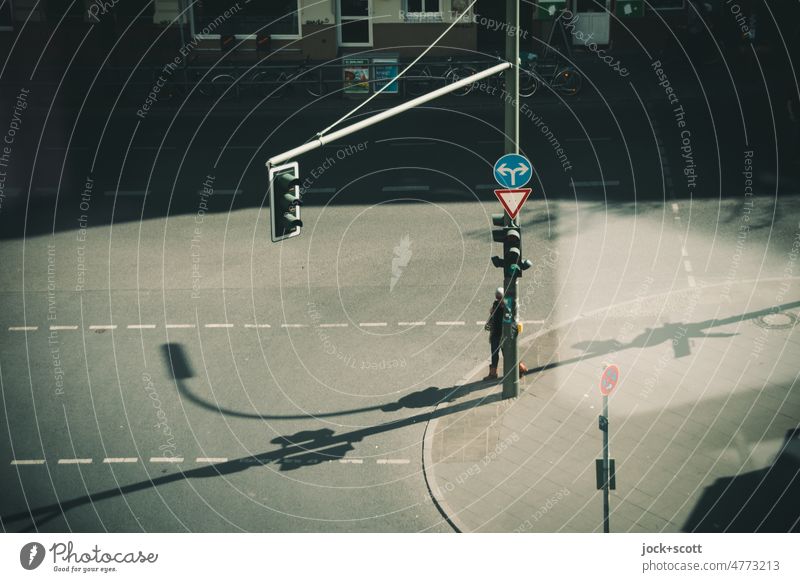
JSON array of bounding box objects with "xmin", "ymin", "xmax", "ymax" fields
[{"xmin": 502, "ymin": 0, "xmax": 520, "ymax": 400}]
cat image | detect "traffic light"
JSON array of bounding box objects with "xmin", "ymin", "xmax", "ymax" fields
[
  {"xmin": 491, "ymin": 214, "xmax": 532, "ymax": 277},
  {"xmin": 269, "ymin": 161, "xmax": 303, "ymax": 242}
]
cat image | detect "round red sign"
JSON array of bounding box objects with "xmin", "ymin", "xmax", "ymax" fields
[{"xmin": 600, "ymin": 364, "xmax": 620, "ymax": 396}]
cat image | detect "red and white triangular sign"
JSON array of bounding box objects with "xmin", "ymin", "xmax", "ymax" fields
[{"xmin": 494, "ymin": 188, "xmax": 532, "ymax": 219}]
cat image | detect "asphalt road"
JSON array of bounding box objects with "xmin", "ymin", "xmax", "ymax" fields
[{"xmin": 1, "ymin": 53, "xmax": 798, "ymax": 532}]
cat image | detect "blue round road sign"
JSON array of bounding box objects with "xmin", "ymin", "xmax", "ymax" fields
[{"xmin": 494, "ymin": 154, "xmax": 533, "ymax": 188}]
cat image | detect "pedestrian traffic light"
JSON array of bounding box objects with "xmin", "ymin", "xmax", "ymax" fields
[{"xmin": 269, "ymin": 161, "xmax": 303, "ymax": 242}]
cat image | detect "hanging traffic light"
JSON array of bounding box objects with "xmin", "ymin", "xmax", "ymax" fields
[{"xmin": 269, "ymin": 161, "xmax": 303, "ymax": 242}]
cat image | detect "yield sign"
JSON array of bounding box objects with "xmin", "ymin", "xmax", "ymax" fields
[{"xmin": 494, "ymin": 188, "xmax": 532, "ymax": 219}]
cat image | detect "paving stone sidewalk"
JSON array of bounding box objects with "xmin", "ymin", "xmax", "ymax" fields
[{"xmin": 423, "ymin": 279, "xmax": 800, "ymax": 532}]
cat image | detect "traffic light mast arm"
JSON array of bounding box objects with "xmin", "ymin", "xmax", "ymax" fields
[{"xmin": 267, "ymin": 61, "xmax": 512, "ymax": 168}]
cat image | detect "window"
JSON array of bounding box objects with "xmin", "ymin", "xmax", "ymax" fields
[
  {"xmin": 1, "ymin": 0, "xmax": 13, "ymax": 30},
  {"xmin": 195, "ymin": 0, "xmax": 300, "ymax": 38},
  {"xmin": 405, "ymin": 0, "xmax": 442, "ymax": 22}
]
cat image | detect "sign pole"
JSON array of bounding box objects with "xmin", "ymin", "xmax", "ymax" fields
[
  {"xmin": 602, "ymin": 393, "xmax": 610, "ymax": 533},
  {"xmin": 598, "ymin": 364, "xmax": 619, "ymax": 533},
  {"xmin": 502, "ymin": 0, "xmax": 520, "ymax": 399}
]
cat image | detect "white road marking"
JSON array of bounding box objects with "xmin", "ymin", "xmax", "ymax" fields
[
  {"xmin": 377, "ymin": 459, "xmax": 410, "ymax": 465},
  {"xmin": 381, "ymin": 185, "xmax": 430, "ymax": 193},
  {"xmin": 304, "ymin": 187, "xmax": 336, "ymax": 194},
  {"xmin": 204, "ymin": 323, "xmax": 234, "ymax": 328},
  {"xmin": 89, "ymin": 325, "xmax": 117, "ymax": 330},
  {"xmin": 564, "ymin": 136, "xmax": 612, "ymax": 142},
  {"xmin": 360, "ymin": 322, "xmax": 388, "ymax": 327},
  {"xmin": 196, "ymin": 457, "xmax": 228, "ymax": 463},
  {"xmin": 520, "ymin": 320, "xmax": 545, "ymax": 324},
  {"xmin": 572, "ymin": 180, "xmax": 620, "ymax": 187},
  {"xmin": 338, "ymin": 459, "xmax": 364, "ymax": 464},
  {"xmin": 58, "ymin": 458, "xmax": 93, "ymax": 464},
  {"xmin": 103, "ymin": 457, "xmax": 138, "ymax": 463},
  {"xmin": 281, "ymin": 324, "xmax": 307, "ymax": 328},
  {"xmin": 318, "ymin": 323, "xmax": 348, "ymax": 328},
  {"xmin": 244, "ymin": 324, "xmax": 271, "ymax": 328},
  {"xmin": 476, "ymin": 320, "xmax": 486, "ymax": 325},
  {"xmin": 398, "ymin": 321, "xmax": 426, "ymax": 326},
  {"xmin": 104, "ymin": 190, "xmax": 149, "ymax": 197},
  {"xmin": 681, "ymin": 246, "xmax": 688, "ymax": 257},
  {"xmin": 166, "ymin": 324, "xmax": 195, "ymax": 329},
  {"xmin": 49, "ymin": 325, "xmax": 78, "ymax": 331},
  {"xmin": 436, "ymin": 321, "xmax": 465, "ymax": 326},
  {"xmin": 127, "ymin": 324, "xmax": 156, "ymax": 329},
  {"xmin": 683, "ymin": 260, "xmax": 693, "ymax": 273},
  {"xmin": 671, "ymin": 202, "xmax": 680, "ymax": 213},
  {"xmin": 197, "ymin": 189, "xmax": 241, "ymax": 196},
  {"xmin": 149, "ymin": 457, "xmax": 184, "ymax": 463},
  {"xmin": 11, "ymin": 459, "xmax": 45, "ymax": 465},
  {"xmin": 8, "ymin": 326, "xmax": 38, "ymax": 331},
  {"xmin": 385, "ymin": 141, "xmax": 437, "ymax": 147},
  {"xmin": 688, "ymin": 276, "xmax": 697, "ymax": 288}
]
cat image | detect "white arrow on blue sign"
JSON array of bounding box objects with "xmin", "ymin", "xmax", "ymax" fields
[{"xmin": 493, "ymin": 154, "xmax": 532, "ymax": 189}]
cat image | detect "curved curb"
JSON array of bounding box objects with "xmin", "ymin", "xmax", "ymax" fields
[{"xmin": 420, "ymin": 278, "xmax": 792, "ymax": 533}]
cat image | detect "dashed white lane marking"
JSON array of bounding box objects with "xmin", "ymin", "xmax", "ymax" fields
[
  {"xmin": 476, "ymin": 321, "xmax": 485, "ymax": 325},
  {"xmin": 11, "ymin": 459, "xmax": 45, "ymax": 465},
  {"xmin": 49, "ymin": 325, "xmax": 78, "ymax": 331},
  {"xmin": 360, "ymin": 322, "xmax": 388, "ymax": 327},
  {"xmin": 103, "ymin": 457, "xmax": 138, "ymax": 464},
  {"xmin": 166, "ymin": 324, "xmax": 195, "ymax": 329},
  {"xmin": 197, "ymin": 189, "xmax": 241, "ymax": 196},
  {"xmin": 104, "ymin": 190, "xmax": 149, "ymax": 197},
  {"xmin": 204, "ymin": 323, "xmax": 234, "ymax": 328},
  {"xmin": 671, "ymin": 202, "xmax": 680, "ymax": 213},
  {"xmin": 573, "ymin": 180, "xmax": 621, "ymax": 187},
  {"xmin": 281, "ymin": 324, "xmax": 307, "ymax": 328},
  {"xmin": 436, "ymin": 321, "xmax": 465, "ymax": 326},
  {"xmin": 381, "ymin": 185, "xmax": 430, "ymax": 193},
  {"xmin": 688, "ymin": 276, "xmax": 697, "ymax": 288},
  {"xmin": 304, "ymin": 187, "xmax": 337, "ymax": 194},
  {"xmin": 149, "ymin": 457, "xmax": 184, "ymax": 463},
  {"xmin": 398, "ymin": 321, "xmax": 426, "ymax": 327},
  {"xmin": 683, "ymin": 260, "xmax": 693, "ymax": 273},
  {"xmin": 564, "ymin": 136, "xmax": 612, "ymax": 142},
  {"xmin": 196, "ymin": 457, "xmax": 228, "ymax": 463},
  {"xmin": 89, "ymin": 325, "xmax": 117, "ymax": 330},
  {"xmin": 377, "ymin": 459, "xmax": 410, "ymax": 465},
  {"xmin": 244, "ymin": 324, "xmax": 271, "ymax": 328},
  {"xmin": 681, "ymin": 246, "xmax": 689, "ymax": 257},
  {"xmin": 520, "ymin": 320, "xmax": 546, "ymax": 325},
  {"xmin": 319, "ymin": 323, "xmax": 348, "ymax": 328},
  {"xmin": 127, "ymin": 324, "xmax": 156, "ymax": 329},
  {"xmin": 338, "ymin": 459, "xmax": 363, "ymax": 464},
  {"xmin": 58, "ymin": 458, "xmax": 92, "ymax": 464},
  {"xmin": 9, "ymin": 326, "xmax": 38, "ymax": 331}
]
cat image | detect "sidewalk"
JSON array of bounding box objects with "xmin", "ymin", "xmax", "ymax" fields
[{"xmin": 423, "ymin": 278, "xmax": 800, "ymax": 532}]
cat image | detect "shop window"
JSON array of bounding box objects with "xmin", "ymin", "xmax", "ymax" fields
[{"xmin": 196, "ymin": 0, "xmax": 300, "ymax": 37}]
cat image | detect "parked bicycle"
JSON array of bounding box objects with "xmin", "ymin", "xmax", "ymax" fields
[
  {"xmin": 405, "ymin": 57, "xmax": 479, "ymax": 97},
  {"xmin": 519, "ymin": 52, "xmax": 582, "ymax": 97}
]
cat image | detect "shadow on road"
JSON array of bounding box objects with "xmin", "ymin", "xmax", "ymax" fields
[{"xmin": 0, "ymin": 360, "xmax": 500, "ymax": 531}]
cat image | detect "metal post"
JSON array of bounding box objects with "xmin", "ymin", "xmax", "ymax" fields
[
  {"xmin": 602, "ymin": 394, "xmax": 610, "ymax": 533},
  {"xmin": 502, "ymin": 0, "xmax": 520, "ymax": 400}
]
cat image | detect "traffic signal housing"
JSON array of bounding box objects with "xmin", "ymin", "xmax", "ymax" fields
[
  {"xmin": 269, "ymin": 161, "xmax": 303, "ymax": 242},
  {"xmin": 491, "ymin": 214, "xmax": 532, "ymax": 278}
]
